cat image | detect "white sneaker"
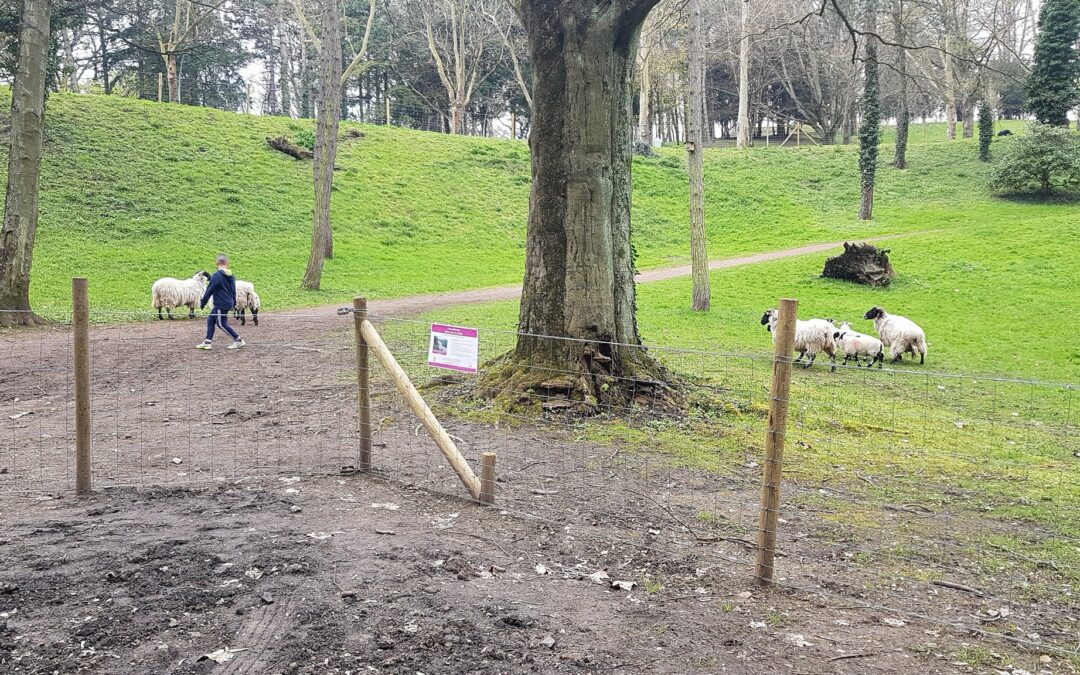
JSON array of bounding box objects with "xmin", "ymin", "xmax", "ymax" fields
[
  {"xmin": 227, "ymin": 339, "xmax": 246, "ymax": 350},
  {"xmin": 195, "ymin": 341, "xmax": 212, "ymax": 350}
]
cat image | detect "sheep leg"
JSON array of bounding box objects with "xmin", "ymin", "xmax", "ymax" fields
[
  {"xmin": 188, "ymin": 305, "xmax": 196, "ymax": 320},
  {"xmin": 252, "ymin": 308, "xmax": 259, "ymax": 326},
  {"xmin": 237, "ymin": 308, "xmax": 246, "ymax": 326},
  {"xmin": 793, "ymin": 350, "xmax": 806, "ymax": 366},
  {"xmin": 156, "ymin": 307, "xmax": 163, "ymax": 320},
  {"xmin": 804, "ymin": 352, "xmax": 816, "ymax": 369},
  {"xmin": 166, "ymin": 308, "xmax": 174, "ymax": 320}
]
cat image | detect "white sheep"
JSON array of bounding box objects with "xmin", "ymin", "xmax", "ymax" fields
[
  {"xmin": 833, "ymin": 321, "xmax": 885, "ymax": 368},
  {"xmin": 232, "ymin": 280, "xmax": 261, "ymax": 326},
  {"xmin": 152, "ymin": 271, "xmax": 211, "ymax": 320},
  {"xmin": 760, "ymin": 309, "xmax": 837, "ymax": 371},
  {"xmin": 863, "ymin": 306, "xmax": 927, "ymax": 364}
]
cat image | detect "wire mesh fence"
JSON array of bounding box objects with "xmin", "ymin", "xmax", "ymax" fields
[{"xmin": 1, "ymin": 298, "xmax": 1077, "ymax": 656}]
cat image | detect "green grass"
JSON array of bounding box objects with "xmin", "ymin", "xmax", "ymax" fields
[{"xmin": 0, "ymin": 90, "xmax": 1044, "ymax": 318}]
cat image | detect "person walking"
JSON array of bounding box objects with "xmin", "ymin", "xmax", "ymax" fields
[{"xmin": 194, "ymin": 254, "xmax": 245, "ymax": 350}]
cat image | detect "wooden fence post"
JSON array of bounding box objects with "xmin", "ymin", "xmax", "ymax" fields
[
  {"xmin": 359, "ymin": 319, "xmax": 482, "ymax": 500},
  {"xmin": 353, "ymin": 297, "xmax": 372, "ymax": 471},
  {"xmin": 756, "ymin": 297, "xmax": 797, "ymax": 583},
  {"xmin": 479, "ymin": 452, "xmax": 496, "ymax": 505},
  {"xmin": 73, "ymin": 277, "xmax": 91, "ymax": 495}
]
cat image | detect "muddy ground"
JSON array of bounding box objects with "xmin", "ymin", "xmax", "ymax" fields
[{"xmin": 0, "ymin": 302, "xmax": 1075, "ymax": 674}]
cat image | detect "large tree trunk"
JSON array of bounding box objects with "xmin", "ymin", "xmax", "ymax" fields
[
  {"xmin": 735, "ymin": 0, "xmax": 752, "ymax": 148},
  {"xmin": 500, "ymin": 0, "xmax": 664, "ymax": 406},
  {"xmin": 961, "ymin": 98, "xmax": 974, "ymax": 138},
  {"xmin": 892, "ymin": 0, "xmax": 908, "ymax": 168},
  {"xmin": 686, "ymin": 0, "xmax": 710, "ymax": 311},
  {"xmin": 0, "ymin": 0, "xmax": 50, "ymax": 326},
  {"xmin": 301, "ymin": 0, "xmax": 342, "ymax": 290}
]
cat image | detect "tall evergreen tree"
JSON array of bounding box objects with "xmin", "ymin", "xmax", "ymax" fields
[{"xmin": 1025, "ymin": 0, "xmax": 1080, "ymax": 126}]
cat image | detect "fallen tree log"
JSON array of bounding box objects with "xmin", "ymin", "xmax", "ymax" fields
[
  {"xmin": 822, "ymin": 242, "xmax": 894, "ymax": 287},
  {"xmin": 266, "ymin": 136, "xmax": 312, "ymax": 160}
]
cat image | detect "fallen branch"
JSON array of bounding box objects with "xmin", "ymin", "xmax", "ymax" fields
[
  {"xmin": 828, "ymin": 653, "xmax": 876, "ymax": 662},
  {"xmin": 931, "ymin": 580, "xmax": 984, "ymax": 596},
  {"xmin": 266, "ymin": 136, "xmax": 312, "ymax": 160}
]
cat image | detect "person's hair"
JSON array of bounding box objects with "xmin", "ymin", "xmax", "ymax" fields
[{"xmin": 216, "ymin": 254, "xmax": 229, "ymax": 266}]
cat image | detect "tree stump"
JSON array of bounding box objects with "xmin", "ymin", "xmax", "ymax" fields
[{"xmin": 822, "ymin": 242, "xmax": 894, "ymax": 287}]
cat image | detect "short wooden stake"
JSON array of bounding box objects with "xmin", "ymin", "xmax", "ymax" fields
[
  {"xmin": 73, "ymin": 277, "xmax": 92, "ymax": 495},
  {"xmin": 479, "ymin": 452, "xmax": 496, "ymax": 505},
  {"xmin": 157, "ymin": 72, "xmax": 163, "ymax": 103},
  {"xmin": 353, "ymin": 296, "xmax": 372, "ymax": 471},
  {"xmin": 360, "ymin": 319, "xmax": 482, "ymax": 500},
  {"xmin": 756, "ymin": 297, "xmax": 797, "ymax": 583}
]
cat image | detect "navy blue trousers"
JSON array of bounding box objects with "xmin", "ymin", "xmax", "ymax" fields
[{"xmin": 206, "ymin": 307, "xmax": 239, "ymax": 341}]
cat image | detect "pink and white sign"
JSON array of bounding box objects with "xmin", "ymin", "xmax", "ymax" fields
[{"xmin": 427, "ymin": 324, "xmax": 479, "ymax": 373}]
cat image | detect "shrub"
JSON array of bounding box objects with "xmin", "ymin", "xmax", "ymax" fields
[
  {"xmin": 988, "ymin": 124, "xmax": 1080, "ymax": 195},
  {"xmin": 294, "ymin": 128, "xmax": 316, "ymax": 151}
]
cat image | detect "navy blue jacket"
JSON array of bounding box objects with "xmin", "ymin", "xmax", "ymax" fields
[{"xmin": 201, "ymin": 268, "xmax": 237, "ymax": 311}]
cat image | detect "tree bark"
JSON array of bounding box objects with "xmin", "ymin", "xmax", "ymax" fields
[
  {"xmin": 0, "ymin": 0, "xmax": 50, "ymax": 325},
  {"xmin": 858, "ymin": 4, "xmax": 881, "ymax": 221},
  {"xmin": 961, "ymin": 98, "xmax": 974, "ymax": 138},
  {"xmin": 637, "ymin": 44, "xmax": 652, "ymax": 144},
  {"xmin": 735, "ymin": 0, "xmax": 752, "ymax": 148},
  {"xmin": 503, "ymin": 0, "xmax": 665, "ymax": 405},
  {"xmin": 686, "ymin": 0, "xmax": 710, "ymax": 311},
  {"xmin": 301, "ymin": 0, "xmax": 342, "ymax": 290},
  {"xmin": 891, "ymin": 0, "xmax": 908, "ymax": 168},
  {"xmin": 164, "ymin": 53, "xmax": 179, "ymax": 103},
  {"xmin": 278, "ymin": 1, "xmax": 292, "ymax": 116},
  {"xmin": 98, "ymin": 19, "xmax": 112, "ymax": 94},
  {"xmin": 944, "ymin": 35, "xmax": 956, "ymax": 140}
]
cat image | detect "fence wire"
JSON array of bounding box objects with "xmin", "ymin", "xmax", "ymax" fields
[{"xmin": 1, "ymin": 303, "xmax": 1077, "ymax": 658}]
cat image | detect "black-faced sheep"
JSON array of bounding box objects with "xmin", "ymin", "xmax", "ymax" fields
[
  {"xmin": 760, "ymin": 309, "xmax": 837, "ymax": 371},
  {"xmin": 152, "ymin": 271, "xmax": 211, "ymax": 320},
  {"xmin": 833, "ymin": 321, "xmax": 885, "ymax": 368},
  {"xmin": 232, "ymin": 280, "xmax": 260, "ymax": 326},
  {"xmin": 864, "ymin": 306, "xmax": 927, "ymax": 364}
]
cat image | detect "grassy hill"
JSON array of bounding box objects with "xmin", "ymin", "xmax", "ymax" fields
[{"xmin": 1, "ymin": 90, "xmax": 1028, "ymax": 314}]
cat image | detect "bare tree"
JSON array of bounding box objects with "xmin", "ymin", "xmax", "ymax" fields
[
  {"xmin": 687, "ymin": 0, "xmax": 710, "ymax": 310},
  {"xmin": 735, "ymin": 0, "xmax": 752, "ymax": 148},
  {"xmin": 0, "ymin": 0, "xmax": 51, "ymax": 325},
  {"xmin": 293, "ymin": 0, "xmax": 378, "ymax": 288}
]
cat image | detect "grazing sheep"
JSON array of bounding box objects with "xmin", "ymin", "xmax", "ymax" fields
[
  {"xmin": 152, "ymin": 271, "xmax": 211, "ymax": 320},
  {"xmin": 833, "ymin": 322, "xmax": 885, "ymax": 368},
  {"xmin": 996, "ymin": 129, "xmax": 1013, "ymax": 137},
  {"xmin": 760, "ymin": 309, "xmax": 837, "ymax": 371},
  {"xmin": 232, "ymin": 280, "xmax": 260, "ymax": 326},
  {"xmin": 863, "ymin": 306, "xmax": 927, "ymax": 364}
]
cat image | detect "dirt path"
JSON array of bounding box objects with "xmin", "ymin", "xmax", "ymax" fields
[{"xmin": 359, "ymin": 232, "xmax": 927, "ymax": 319}]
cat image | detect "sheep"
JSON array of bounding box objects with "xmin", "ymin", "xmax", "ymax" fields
[
  {"xmin": 760, "ymin": 309, "xmax": 837, "ymax": 371},
  {"xmin": 832, "ymin": 321, "xmax": 885, "ymax": 368},
  {"xmin": 863, "ymin": 306, "xmax": 927, "ymax": 364},
  {"xmin": 152, "ymin": 271, "xmax": 211, "ymax": 320},
  {"xmin": 232, "ymin": 280, "xmax": 261, "ymax": 326}
]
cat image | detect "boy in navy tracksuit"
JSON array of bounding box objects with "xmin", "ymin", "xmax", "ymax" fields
[{"xmin": 195, "ymin": 254, "xmax": 245, "ymax": 350}]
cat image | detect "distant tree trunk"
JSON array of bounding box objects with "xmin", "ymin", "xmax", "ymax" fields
[
  {"xmin": 301, "ymin": 0, "xmax": 342, "ymax": 290},
  {"xmin": 495, "ymin": 0, "xmax": 666, "ymax": 406},
  {"xmin": 961, "ymin": 98, "xmax": 974, "ymax": 138},
  {"xmin": 686, "ymin": 0, "xmax": 710, "ymax": 311},
  {"xmin": 735, "ymin": 0, "xmax": 751, "ymax": 148},
  {"xmin": 858, "ymin": 4, "xmax": 881, "ymax": 221},
  {"xmin": 637, "ymin": 45, "xmax": 652, "ymax": 144},
  {"xmin": 978, "ymin": 95, "xmax": 994, "ymax": 161},
  {"xmin": 0, "ymin": 0, "xmax": 50, "ymax": 326},
  {"xmin": 944, "ymin": 35, "xmax": 956, "ymax": 140},
  {"xmin": 62, "ymin": 29, "xmax": 79, "ymax": 92},
  {"xmin": 278, "ymin": 2, "xmax": 292, "ymax": 116},
  {"xmin": 892, "ymin": 0, "xmax": 909, "ymax": 168},
  {"xmin": 163, "ymin": 53, "xmax": 179, "ymax": 103},
  {"xmin": 98, "ymin": 20, "xmax": 112, "ymax": 94}
]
